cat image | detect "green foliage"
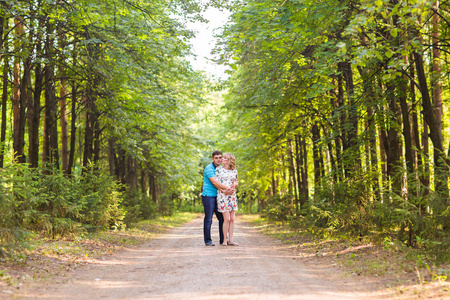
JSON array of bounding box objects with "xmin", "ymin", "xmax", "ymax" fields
[
  {"xmin": 77, "ymin": 170, "xmax": 125, "ymax": 232},
  {"xmin": 121, "ymin": 189, "xmax": 156, "ymax": 227},
  {"xmin": 29, "ymin": 167, "xmax": 84, "ymax": 239},
  {"xmin": 261, "ymin": 195, "xmax": 295, "ymax": 223},
  {"xmin": 0, "ymin": 162, "xmax": 128, "ymax": 257},
  {"xmin": 0, "ymin": 163, "xmax": 36, "ymax": 257}
]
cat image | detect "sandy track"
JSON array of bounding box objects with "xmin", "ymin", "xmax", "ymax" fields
[{"xmin": 15, "ymin": 217, "xmax": 383, "ymax": 299}]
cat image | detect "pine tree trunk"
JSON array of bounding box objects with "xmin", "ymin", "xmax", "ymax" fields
[
  {"xmin": 301, "ymin": 134, "xmax": 308, "ymax": 205},
  {"xmin": 431, "ymin": 2, "xmax": 445, "ymax": 197},
  {"xmin": 385, "ymin": 83, "xmax": 402, "ymax": 193},
  {"xmin": 0, "ymin": 14, "xmax": 6, "ymax": 168},
  {"xmin": 13, "ymin": 18, "xmax": 26, "ymax": 163},
  {"xmin": 43, "ymin": 61, "xmax": 59, "ymax": 168},
  {"xmin": 83, "ymin": 88, "xmax": 94, "ymax": 169},
  {"xmin": 329, "ymin": 78, "xmax": 343, "ymax": 181},
  {"xmin": 322, "ymin": 126, "xmax": 336, "ymax": 183},
  {"xmin": 413, "ymin": 51, "xmax": 448, "ymax": 197},
  {"xmin": 339, "ymin": 61, "xmax": 359, "ymax": 175},
  {"xmin": 141, "ymin": 165, "xmax": 148, "ymax": 196},
  {"xmin": 336, "ymin": 71, "xmax": 347, "ymax": 177},
  {"xmin": 287, "ymin": 138, "xmax": 297, "ymax": 207},
  {"xmin": 67, "ymin": 52, "xmax": 78, "ymax": 175},
  {"xmin": 108, "ymin": 138, "xmax": 117, "ymax": 177},
  {"xmin": 42, "ymin": 18, "xmax": 59, "ymax": 168},
  {"xmin": 127, "ymin": 157, "xmax": 138, "ymax": 188},
  {"xmin": 59, "ymin": 67, "xmax": 69, "ymax": 172},
  {"xmin": 409, "ymin": 54, "xmax": 424, "ymax": 199},
  {"xmin": 295, "ymin": 134, "xmax": 302, "ymax": 211},
  {"xmin": 28, "ymin": 58, "xmax": 42, "ymax": 168},
  {"xmin": 311, "ymin": 124, "xmax": 321, "ymax": 194},
  {"xmin": 399, "ymin": 77, "xmax": 414, "ymax": 174},
  {"xmin": 149, "ymin": 168, "xmax": 158, "ymax": 207},
  {"xmin": 271, "ymin": 168, "xmax": 276, "ymax": 196},
  {"xmin": 379, "ymin": 123, "xmax": 388, "ymax": 200},
  {"xmin": 0, "ymin": 60, "xmax": 6, "ymax": 168}
]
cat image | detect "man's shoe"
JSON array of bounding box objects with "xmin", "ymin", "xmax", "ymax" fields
[{"xmin": 205, "ymin": 241, "xmax": 215, "ymax": 246}]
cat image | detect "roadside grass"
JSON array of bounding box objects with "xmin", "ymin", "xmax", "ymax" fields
[
  {"xmin": 240, "ymin": 213, "xmax": 450, "ymax": 299},
  {"xmin": 0, "ymin": 211, "xmax": 198, "ymax": 290}
]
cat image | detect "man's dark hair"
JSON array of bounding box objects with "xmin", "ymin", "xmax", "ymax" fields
[{"xmin": 212, "ymin": 150, "xmax": 222, "ymax": 157}]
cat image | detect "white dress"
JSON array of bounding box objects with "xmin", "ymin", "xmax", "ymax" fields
[{"xmin": 215, "ymin": 166, "xmax": 238, "ymax": 212}]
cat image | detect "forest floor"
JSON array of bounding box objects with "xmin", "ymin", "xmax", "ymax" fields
[{"xmin": 0, "ymin": 213, "xmax": 449, "ymax": 299}]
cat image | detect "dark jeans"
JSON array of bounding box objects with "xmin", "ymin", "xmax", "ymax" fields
[{"xmin": 202, "ymin": 195, "xmax": 224, "ymax": 244}]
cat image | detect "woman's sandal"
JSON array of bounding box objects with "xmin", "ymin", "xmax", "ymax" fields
[{"xmin": 227, "ymin": 241, "xmax": 239, "ymax": 246}]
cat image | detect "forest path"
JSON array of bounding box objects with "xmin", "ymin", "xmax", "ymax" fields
[{"xmin": 15, "ymin": 216, "xmax": 384, "ymax": 299}]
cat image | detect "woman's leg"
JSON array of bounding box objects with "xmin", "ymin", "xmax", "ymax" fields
[
  {"xmin": 222, "ymin": 211, "xmax": 230, "ymax": 244},
  {"xmin": 228, "ymin": 210, "xmax": 236, "ymax": 244}
]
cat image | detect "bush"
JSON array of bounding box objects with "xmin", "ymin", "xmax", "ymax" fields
[
  {"xmin": 260, "ymin": 194, "xmax": 295, "ymax": 223},
  {"xmin": 0, "ymin": 161, "xmax": 128, "ymax": 259},
  {"xmin": 29, "ymin": 166, "xmax": 84, "ymax": 238},
  {"xmin": 121, "ymin": 189, "xmax": 156, "ymax": 227},
  {"xmin": 0, "ymin": 162, "xmax": 37, "ymax": 257},
  {"xmin": 77, "ymin": 169, "xmax": 125, "ymax": 231}
]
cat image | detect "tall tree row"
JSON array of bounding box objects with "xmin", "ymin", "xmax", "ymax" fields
[
  {"xmin": 218, "ymin": 0, "xmax": 450, "ymax": 247},
  {"xmin": 0, "ymin": 0, "xmax": 207, "ymax": 218}
]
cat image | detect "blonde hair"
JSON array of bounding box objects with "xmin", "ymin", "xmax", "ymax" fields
[{"xmin": 224, "ymin": 153, "xmax": 236, "ymax": 170}]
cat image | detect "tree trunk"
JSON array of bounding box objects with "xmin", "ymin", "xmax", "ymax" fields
[
  {"xmin": 339, "ymin": 61, "xmax": 359, "ymax": 175},
  {"xmin": 299, "ymin": 134, "xmax": 308, "ymax": 206},
  {"xmin": 93, "ymin": 118, "xmax": 101, "ymax": 169},
  {"xmin": 379, "ymin": 125, "xmax": 388, "ymax": 201},
  {"xmin": 59, "ymin": 64, "xmax": 69, "ymax": 172},
  {"xmin": 311, "ymin": 124, "xmax": 321, "ymax": 195},
  {"xmin": 431, "ymin": 2, "xmax": 445, "ymax": 197},
  {"xmin": 330, "ymin": 73, "xmax": 348, "ymax": 180},
  {"xmin": 271, "ymin": 168, "xmax": 276, "ymax": 196},
  {"xmin": 127, "ymin": 157, "xmax": 138, "ymax": 188},
  {"xmin": 43, "ymin": 62, "xmax": 59, "ymax": 168},
  {"xmin": 409, "ymin": 54, "xmax": 424, "ymax": 200},
  {"xmin": 0, "ymin": 14, "xmax": 7, "ymax": 168},
  {"xmin": 399, "ymin": 76, "xmax": 414, "ymax": 174},
  {"xmin": 42, "ymin": 17, "xmax": 59, "ymax": 169},
  {"xmin": 287, "ymin": 138, "xmax": 297, "ymax": 208},
  {"xmin": 141, "ymin": 164, "xmax": 148, "ymax": 196},
  {"xmin": 67, "ymin": 52, "xmax": 78, "ymax": 175},
  {"xmin": 385, "ymin": 83, "xmax": 402, "ymax": 193},
  {"xmin": 294, "ymin": 134, "xmax": 302, "ymax": 211},
  {"xmin": 108, "ymin": 138, "xmax": 117, "ymax": 177},
  {"xmin": 28, "ymin": 57, "xmax": 42, "ymax": 168},
  {"xmin": 149, "ymin": 168, "xmax": 158, "ymax": 207},
  {"xmin": 322, "ymin": 125, "xmax": 336, "ymax": 183},
  {"xmin": 83, "ymin": 88, "xmax": 94, "ymax": 169},
  {"xmin": 13, "ymin": 17, "xmax": 26, "ymax": 163},
  {"xmin": 413, "ymin": 51, "xmax": 448, "ymax": 197}
]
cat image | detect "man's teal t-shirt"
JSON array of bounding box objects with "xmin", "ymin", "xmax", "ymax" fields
[{"xmin": 202, "ymin": 162, "xmax": 217, "ymax": 197}]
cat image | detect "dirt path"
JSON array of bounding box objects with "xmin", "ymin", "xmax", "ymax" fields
[{"xmin": 13, "ymin": 217, "xmax": 385, "ymax": 299}]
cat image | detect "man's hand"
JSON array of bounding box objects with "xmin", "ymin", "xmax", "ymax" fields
[{"xmin": 224, "ymin": 187, "xmax": 235, "ymax": 195}]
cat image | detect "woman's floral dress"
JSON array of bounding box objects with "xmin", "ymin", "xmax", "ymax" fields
[{"xmin": 215, "ymin": 166, "xmax": 238, "ymax": 212}]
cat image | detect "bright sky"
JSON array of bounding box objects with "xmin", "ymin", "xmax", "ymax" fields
[{"xmin": 186, "ymin": 7, "xmax": 231, "ymax": 80}]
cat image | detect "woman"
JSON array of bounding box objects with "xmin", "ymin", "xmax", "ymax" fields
[{"xmin": 215, "ymin": 153, "xmax": 239, "ymax": 246}]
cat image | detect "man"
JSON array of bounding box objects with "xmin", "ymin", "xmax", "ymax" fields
[{"xmin": 202, "ymin": 150, "xmax": 234, "ymax": 246}]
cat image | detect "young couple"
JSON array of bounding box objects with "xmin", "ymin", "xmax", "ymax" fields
[{"xmin": 201, "ymin": 150, "xmax": 239, "ymax": 246}]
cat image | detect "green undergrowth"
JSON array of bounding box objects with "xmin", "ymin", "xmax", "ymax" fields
[{"xmin": 241, "ymin": 214, "xmax": 450, "ymax": 297}]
